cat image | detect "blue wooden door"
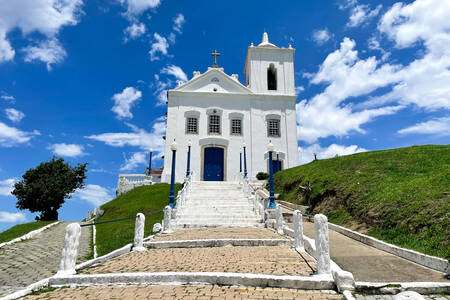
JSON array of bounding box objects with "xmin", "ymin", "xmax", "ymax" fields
[{"xmin": 204, "ymin": 147, "xmax": 224, "ymax": 181}]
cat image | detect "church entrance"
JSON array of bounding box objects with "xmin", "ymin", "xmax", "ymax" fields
[{"xmin": 203, "ymin": 147, "xmax": 224, "ymax": 181}]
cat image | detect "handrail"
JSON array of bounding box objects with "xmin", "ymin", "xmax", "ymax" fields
[{"xmin": 80, "ymin": 209, "xmax": 163, "ymax": 227}]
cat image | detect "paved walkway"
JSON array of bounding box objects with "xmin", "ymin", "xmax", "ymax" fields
[
  {"xmin": 287, "ymin": 221, "xmax": 448, "ymax": 282},
  {"xmin": 82, "ymin": 246, "xmax": 316, "ymax": 275},
  {"xmin": 0, "ymin": 222, "xmax": 91, "ymax": 297},
  {"xmin": 22, "ymin": 285, "xmax": 342, "ymax": 299},
  {"xmin": 152, "ymin": 227, "xmax": 289, "ymax": 241}
]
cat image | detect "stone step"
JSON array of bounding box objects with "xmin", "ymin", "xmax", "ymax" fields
[
  {"xmin": 176, "ymin": 222, "xmax": 263, "ymax": 228},
  {"xmin": 184, "ymin": 201, "xmax": 251, "ymax": 205}
]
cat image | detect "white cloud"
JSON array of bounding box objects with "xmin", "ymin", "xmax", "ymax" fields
[
  {"xmin": 161, "ymin": 65, "xmax": 187, "ymax": 82},
  {"xmin": 369, "ymin": 0, "xmax": 450, "ymax": 111},
  {"xmin": 312, "ymin": 28, "xmax": 332, "ymax": 45},
  {"xmin": 0, "ymin": 0, "xmax": 83, "ymax": 65},
  {"xmin": 298, "ymin": 143, "xmax": 367, "ymax": 165},
  {"xmin": 348, "ymin": 4, "xmax": 382, "ymax": 28},
  {"xmin": 172, "ymin": 13, "xmax": 185, "ymax": 33},
  {"xmin": 47, "ymin": 143, "xmax": 85, "ymax": 157},
  {"xmin": 111, "ymin": 87, "xmax": 142, "ymax": 120},
  {"xmin": 398, "ymin": 117, "xmax": 450, "ymax": 136},
  {"xmin": 149, "ymin": 32, "xmax": 169, "ymax": 61},
  {"xmin": 23, "ymin": 38, "xmax": 66, "ymax": 70},
  {"xmin": 297, "ymin": 37, "xmax": 403, "ymax": 143},
  {"xmin": 0, "ymin": 211, "xmax": 26, "ymax": 223},
  {"xmin": 1, "ymin": 94, "xmax": 15, "ymax": 102},
  {"xmin": 124, "ymin": 22, "xmax": 146, "ymax": 41},
  {"xmin": 120, "ymin": 151, "xmax": 147, "ymax": 171},
  {"xmin": 75, "ymin": 184, "xmax": 113, "ymax": 206},
  {"xmin": 119, "ymin": 0, "xmax": 161, "ymax": 17},
  {"xmin": 86, "ymin": 119, "xmax": 166, "ymax": 154},
  {"xmin": 0, "ymin": 122, "xmax": 39, "ymax": 147},
  {"xmin": 152, "ymin": 74, "xmax": 172, "ymax": 106},
  {"xmin": 0, "ymin": 178, "xmax": 16, "ymax": 196},
  {"xmin": 295, "ymin": 86, "xmax": 305, "ymax": 96},
  {"xmin": 5, "ymin": 108, "xmax": 25, "ymax": 123}
]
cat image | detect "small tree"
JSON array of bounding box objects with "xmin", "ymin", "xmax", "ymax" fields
[{"xmin": 12, "ymin": 157, "xmax": 87, "ymax": 221}]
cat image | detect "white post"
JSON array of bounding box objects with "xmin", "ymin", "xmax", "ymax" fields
[
  {"xmin": 56, "ymin": 223, "xmax": 81, "ymax": 276},
  {"xmin": 293, "ymin": 210, "xmax": 304, "ymax": 250},
  {"xmin": 133, "ymin": 213, "xmax": 146, "ymax": 251},
  {"xmin": 314, "ymin": 214, "xmax": 331, "ymax": 274},
  {"xmin": 163, "ymin": 205, "xmax": 173, "ymax": 233},
  {"xmin": 275, "ymin": 204, "xmax": 284, "ymax": 234}
]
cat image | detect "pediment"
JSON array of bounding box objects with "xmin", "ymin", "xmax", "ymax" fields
[{"xmin": 174, "ymin": 69, "xmax": 252, "ymax": 95}]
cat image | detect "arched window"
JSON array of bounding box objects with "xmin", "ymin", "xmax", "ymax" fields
[{"xmin": 267, "ymin": 63, "xmax": 277, "ymax": 90}]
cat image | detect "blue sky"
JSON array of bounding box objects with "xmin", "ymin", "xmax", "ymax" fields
[{"xmin": 0, "ymin": 0, "xmax": 449, "ymax": 231}]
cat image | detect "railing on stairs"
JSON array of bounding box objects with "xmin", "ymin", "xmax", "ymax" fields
[
  {"xmin": 175, "ymin": 171, "xmax": 194, "ymax": 214},
  {"xmin": 117, "ymin": 174, "xmax": 153, "ymax": 196},
  {"xmin": 239, "ymin": 173, "xmax": 266, "ymax": 223}
]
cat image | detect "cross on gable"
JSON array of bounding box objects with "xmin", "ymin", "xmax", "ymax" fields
[{"xmin": 211, "ymin": 50, "xmax": 220, "ymax": 68}]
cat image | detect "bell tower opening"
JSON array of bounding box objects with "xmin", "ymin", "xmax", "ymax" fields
[{"xmin": 267, "ymin": 63, "xmax": 277, "ymax": 90}]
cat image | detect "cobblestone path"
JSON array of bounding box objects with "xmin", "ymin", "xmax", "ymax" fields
[
  {"xmin": 82, "ymin": 246, "xmax": 316, "ymax": 275},
  {"xmin": 0, "ymin": 222, "xmax": 91, "ymax": 297},
  {"xmin": 286, "ymin": 220, "xmax": 448, "ymax": 282},
  {"xmin": 152, "ymin": 227, "xmax": 289, "ymax": 241},
  {"xmin": 22, "ymin": 285, "xmax": 342, "ymax": 299},
  {"xmin": 353, "ymin": 294, "xmax": 450, "ymax": 300}
]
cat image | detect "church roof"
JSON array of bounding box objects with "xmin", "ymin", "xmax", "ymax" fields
[{"xmin": 171, "ymin": 67, "xmax": 253, "ymax": 95}]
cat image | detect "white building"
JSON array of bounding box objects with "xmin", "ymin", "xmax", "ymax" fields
[{"xmin": 161, "ymin": 32, "xmax": 298, "ymax": 183}]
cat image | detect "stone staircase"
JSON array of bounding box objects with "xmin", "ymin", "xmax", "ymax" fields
[{"xmin": 176, "ymin": 181, "xmax": 261, "ymax": 228}]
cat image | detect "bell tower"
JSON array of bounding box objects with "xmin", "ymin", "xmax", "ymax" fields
[{"xmin": 244, "ymin": 32, "xmax": 295, "ymax": 95}]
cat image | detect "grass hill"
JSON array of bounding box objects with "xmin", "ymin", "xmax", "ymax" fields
[
  {"xmin": 95, "ymin": 183, "xmax": 181, "ymax": 256},
  {"xmin": 274, "ymin": 145, "xmax": 450, "ymax": 259},
  {"xmin": 0, "ymin": 221, "xmax": 54, "ymax": 244}
]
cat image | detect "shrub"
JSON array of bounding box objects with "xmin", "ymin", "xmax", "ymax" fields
[{"xmin": 256, "ymin": 172, "xmax": 269, "ymax": 180}]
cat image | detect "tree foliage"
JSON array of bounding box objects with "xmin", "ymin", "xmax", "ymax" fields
[{"xmin": 12, "ymin": 157, "xmax": 87, "ymax": 221}]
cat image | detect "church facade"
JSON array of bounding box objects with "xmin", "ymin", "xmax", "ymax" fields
[{"xmin": 161, "ymin": 32, "xmax": 298, "ymax": 183}]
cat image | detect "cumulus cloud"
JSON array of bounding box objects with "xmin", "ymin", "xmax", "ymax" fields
[
  {"xmin": 295, "ymin": 86, "xmax": 305, "ymax": 95},
  {"xmin": 0, "ymin": 211, "xmax": 26, "ymax": 223},
  {"xmin": 0, "ymin": 122, "xmax": 39, "ymax": 147},
  {"xmin": 23, "ymin": 38, "xmax": 67, "ymax": 70},
  {"xmin": 398, "ymin": 117, "xmax": 450, "ymax": 136},
  {"xmin": 5, "ymin": 108, "xmax": 25, "ymax": 123},
  {"xmin": 47, "ymin": 143, "xmax": 85, "ymax": 157},
  {"xmin": 120, "ymin": 151, "xmax": 147, "ymax": 171},
  {"xmin": 0, "ymin": 178, "xmax": 16, "ymax": 196},
  {"xmin": 312, "ymin": 28, "xmax": 332, "ymax": 45},
  {"xmin": 124, "ymin": 22, "xmax": 146, "ymax": 41},
  {"xmin": 75, "ymin": 184, "xmax": 113, "ymax": 206},
  {"xmin": 149, "ymin": 33, "xmax": 169, "ymax": 61},
  {"xmin": 172, "ymin": 13, "xmax": 185, "ymax": 33},
  {"xmin": 161, "ymin": 65, "xmax": 187, "ymax": 82},
  {"xmin": 0, "ymin": 0, "xmax": 83, "ymax": 66},
  {"xmin": 347, "ymin": 4, "xmax": 382, "ymax": 27},
  {"xmin": 111, "ymin": 87, "xmax": 142, "ymax": 119},
  {"xmin": 119, "ymin": 0, "xmax": 161, "ymax": 17},
  {"xmin": 297, "ymin": 37, "xmax": 403, "ymax": 143},
  {"xmin": 86, "ymin": 119, "xmax": 166, "ymax": 154},
  {"xmin": 298, "ymin": 144, "xmax": 367, "ymax": 165}
]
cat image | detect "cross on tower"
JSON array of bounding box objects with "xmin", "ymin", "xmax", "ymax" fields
[{"xmin": 211, "ymin": 50, "xmax": 220, "ymax": 68}]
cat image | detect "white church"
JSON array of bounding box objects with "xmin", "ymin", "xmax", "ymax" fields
[{"xmin": 161, "ymin": 32, "xmax": 299, "ymax": 183}]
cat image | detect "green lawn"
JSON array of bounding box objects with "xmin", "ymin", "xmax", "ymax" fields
[
  {"xmin": 274, "ymin": 145, "xmax": 450, "ymax": 259},
  {"xmin": 95, "ymin": 183, "xmax": 181, "ymax": 256},
  {"xmin": 0, "ymin": 221, "xmax": 55, "ymax": 244}
]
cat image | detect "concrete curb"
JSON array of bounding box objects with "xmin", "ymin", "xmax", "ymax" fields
[
  {"xmin": 355, "ymin": 281, "xmax": 450, "ymax": 295},
  {"xmin": 0, "ymin": 221, "xmax": 60, "ymax": 249},
  {"xmin": 283, "ymin": 225, "xmax": 355, "ymax": 292},
  {"xmin": 144, "ymin": 238, "xmax": 292, "ymax": 249},
  {"xmin": 75, "ymin": 243, "xmax": 132, "ymax": 271},
  {"xmin": 327, "ymin": 222, "xmax": 449, "ymax": 274},
  {"xmin": 0, "ymin": 277, "xmax": 51, "ymax": 300},
  {"xmin": 48, "ymin": 272, "xmax": 335, "ymax": 290}
]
